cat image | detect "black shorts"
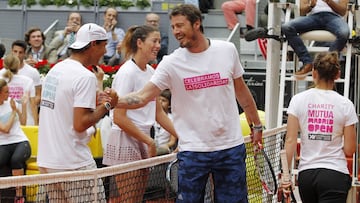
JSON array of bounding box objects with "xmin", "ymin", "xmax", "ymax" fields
[{"xmin": 298, "ymin": 168, "xmax": 351, "ymax": 203}]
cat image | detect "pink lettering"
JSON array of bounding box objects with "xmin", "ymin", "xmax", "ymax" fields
[
  {"xmin": 184, "ymin": 73, "xmax": 229, "ymax": 90},
  {"xmin": 308, "ymin": 124, "xmax": 333, "ymax": 133}
]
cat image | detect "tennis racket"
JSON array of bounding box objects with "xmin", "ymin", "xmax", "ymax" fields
[
  {"xmin": 279, "ymin": 149, "xmax": 297, "ymax": 203},
  {"xmin": 166, "ymin": 158, "xmax": 179, "ymax": 193},
  {"xmin": 254, "ymin": 142, "xmax": 277, "ymax": 195}
]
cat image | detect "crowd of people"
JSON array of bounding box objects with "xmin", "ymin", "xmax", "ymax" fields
[
  {"xmin": 0, "ymin": 8, "xmax": 174, "ymax": 202},
  {"xmin": 0, "ymin": 1, "xmax": 356, "ymax": 202}
]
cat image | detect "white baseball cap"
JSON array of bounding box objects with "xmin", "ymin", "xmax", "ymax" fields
[{"xmin": 69, "ymin": 23, "xmax": 107, "ymax": 50}]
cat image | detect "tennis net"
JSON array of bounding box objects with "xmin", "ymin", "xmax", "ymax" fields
[{"xmin": 0, "ymin": 125, "xmax": 286, "ymax": 203}]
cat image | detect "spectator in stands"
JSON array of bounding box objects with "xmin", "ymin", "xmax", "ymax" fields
[
  {"xmin": 102, "ymin": 7, "xmax": 125, "ymax": 65},
  {"xmin": 145, "ymin": 13, "xmax": 169, "ymax": 63},
  {"xmin": 0, "ymin": 78, "xmax": 29, "ymax": 203},
  {"xmin": 37, "ymin": 23, "xmax": 118, "ymax": 202},
  {"xmin": 49, "ymin": 12, "xmax": 82, "ymax": 60},
  {"xmin": 0, "ymin": 43, "xmax": 5, "ymax": 69},
  {"xmin": 102, "ymin": 25, "xmax": 177, "ymax": 203},
  {"xmin": 113, "ymin": 4, "xmax": 263, "ymax": 202},
  {"xmin": 24, "ymin": 27, "xmax": 58, "ymax": 66},
  {"xmin": 1, "ymin": 54, "xmax": 37, "ymax": 126},
  {"xmin": 221, "ymin": 0, "xmax": 256, "ymax": 33},
  {"xmin": 281, "ymin": 0, "xmax": 349, "ymax": 79},
  {"xmin": 282, "ymin": 52, "xmax": 357, "ymax": 203},
  {"xmin": 0, "ymin": 43, "xmax": 5, "ymax": 58},
  {"xmin": 11, "ymin": 40, "xmax": 41, "ymax": 125},
  {"xmin": 154, "ymin": 89, "xmax": 177, "ymax": 155}
]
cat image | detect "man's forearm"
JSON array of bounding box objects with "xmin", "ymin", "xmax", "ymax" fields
[{"xmin": 116, "ymin": 93, "xmax": 146, "ymax": 109}]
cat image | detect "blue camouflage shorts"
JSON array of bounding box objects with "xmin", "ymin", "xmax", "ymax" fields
[{"xmin": 177, "ymin": 144, "xmax": 248, "ymax": 203}]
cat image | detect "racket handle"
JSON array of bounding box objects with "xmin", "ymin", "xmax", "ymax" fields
[{"xmin": 280, "ymin": 149, "xmax": 291, "ymax": 183}]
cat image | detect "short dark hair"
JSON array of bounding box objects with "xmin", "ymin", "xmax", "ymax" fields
[
  {"xmin": 0, "ymin": 43, "xmax": 5, "ymax": 58},
  {"xmin": 11, "ymin": 40, "xmax": 27, "ymax": 51},
  {"xmin": 170, "ymin": 4, "xmax": 204, "ymax": 33},
  {"xmin": 67, "ymin": 12, "xmax": 83, "ymax": 24},
  {"xmin": 24, "ymin": 27, "xmax": 46, "ymax": 45},
  {"xmin": 69, "ymin": 40, "xmax": 107, "ymax": 53}
]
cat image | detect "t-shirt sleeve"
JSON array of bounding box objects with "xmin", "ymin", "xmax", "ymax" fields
[
  {"xmin": 150, "ymin": 59, "xmax": 171, "ymax": 91},
  {"xmin": 344, "ymin": 99, "xmax": 358, "ymax": 126},
  {"xmin": 287, "ymin": 95, "xmax": 298, "ymax": 117},
  {"xmin": 112, "ymin": 70, "xmax": 135, "ymax": 96},
  {"xmin": 31, "ymin": 69, "xmax": 42, "ymax": 87},
  {"xmin": 73, "ymin": 75, "xmax": 97, "ymax": 109},
  {"xmin": 231, "ymin": 43, "xmax": 244, "ymax": 79},
  {"xmin": 27, "ymin": 80, "xmax": 36, "ymax": 98}
]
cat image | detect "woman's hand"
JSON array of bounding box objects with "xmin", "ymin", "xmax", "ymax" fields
[
  {"xmin": 147, "ymin": 140, "xmax": 157, "ymax": 158},
  {"xmin": 280, "ymin": 178, "xmax": 293, "ymax": 198},
  {"xmin": 10, "ymin": 98, "xmax": 17, "ymax": 111},
  {"xmin": 21, "ymin": 92, "xmax": 29, "ymax": 106}
]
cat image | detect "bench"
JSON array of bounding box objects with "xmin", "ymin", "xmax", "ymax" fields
[{"xmin": 21, "ymin": 126, "xmax": 103, "ymax": 175}]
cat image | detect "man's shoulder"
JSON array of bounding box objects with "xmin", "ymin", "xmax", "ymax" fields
[
  {"xmin": 54, "ymin": 30, "xmax": 65, "ymax": 35},
  {"xmin": 23, "ymin": 63, "xmax": 39, "ymax": 73},
  {"xmin": 210, "ymin": 39, "xmax": 233, "ymax": 46}
]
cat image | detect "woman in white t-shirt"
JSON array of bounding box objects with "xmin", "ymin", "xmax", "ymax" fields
[
  {"xmin": 1, "ymin": 54, "xmax": 36, "ymax": 126},
  {"xmin": 0, "ymin": 78, "xmax": 30, "ymax": 203},
  {"xmin": 281, "ymin": 52, "xmax": 358, "ymax": 203},
  {"xmin": 102, "ymin": 25, "xmax": 177, "ymax": 202}
]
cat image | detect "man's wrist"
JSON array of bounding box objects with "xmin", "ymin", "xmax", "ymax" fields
[
  {"xmin": 103, "ymin": 102, "xmax": 112, "ymax": 111},
  {"xmin": 250, "ymin": 124, "xmax": 264, "ymax": 132}
]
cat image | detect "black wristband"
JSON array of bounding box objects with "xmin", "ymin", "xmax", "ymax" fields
[{"xmin": 250, "ymin": 124, "xmax": 263, "ymax": 131}]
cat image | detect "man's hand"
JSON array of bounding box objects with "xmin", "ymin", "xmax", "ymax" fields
[
  {"xmin": 64, "ymin": 22, "xmax": 80, "ymax": 35},
  {"xmin": 92, "ymin": 66, "xmax": 104, "ymax": 82},
  {"xmin": 116, "ymin": 41, "xmax": 123, "ymax": 54},
  {"xmin": 103, "ymin": 88, "xmax": 118, "ymax": 109},
  {"xmin": 250, "ymin": 124, "xmax": 263, "ymax": 145},
  {"xmin": 111, "ymin": 19, "xmax": 117, "ymax": 30},
  {"xmin": 25, "ymin": 55, "xmax": 38, "ymax": 67}
]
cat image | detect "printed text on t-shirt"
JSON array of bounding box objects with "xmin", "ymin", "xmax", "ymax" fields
[
  {"xmin": 183, "ymin": 73, "xmax": 229, "ymax": 90},
  {"xmin": 307, "ymin": 103, "xmax": 334, "ymax": 141}
]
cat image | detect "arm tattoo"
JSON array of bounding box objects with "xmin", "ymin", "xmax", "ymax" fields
[{"xmin": 125, "ymin": 95, "xmax": 141, "ymax": 105}]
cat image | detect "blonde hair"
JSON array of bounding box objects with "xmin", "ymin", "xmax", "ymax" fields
[
  {"xmin": 3, "ymin": 54, "xmax": 20, "ymax": 82},
  {"xmin": 0, "ymin": 78, "xmax": 7, "ymax": 92}
]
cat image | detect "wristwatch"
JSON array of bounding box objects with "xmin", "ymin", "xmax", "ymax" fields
[{"xmin": 104, "ymin": 102, "xmax": 111, "ymax": 111}]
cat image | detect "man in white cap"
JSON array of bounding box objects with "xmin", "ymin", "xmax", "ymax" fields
[{"xmin": 37, "ymin": 23, "xmax": 118, "ymax": 202}]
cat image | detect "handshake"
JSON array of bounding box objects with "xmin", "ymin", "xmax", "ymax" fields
[{"xmin": 97, "ymin": 88, "xmax": 118, "ymax": 110}]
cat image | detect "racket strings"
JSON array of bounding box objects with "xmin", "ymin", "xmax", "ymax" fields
[{"xmin": 254, "ymin": 149, "xmax": 277, "ymax": 194}]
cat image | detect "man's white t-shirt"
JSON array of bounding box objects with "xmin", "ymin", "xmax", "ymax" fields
[
  {"xmin": 150, "ymin": 39, "xmax": 245, "ymax": 152},
  {"xmin": 37, "ymin": 59, "xmax": 97, "ymax": 170},
  {"xmin": 287, "ymin": 88, "xmax": 358, "ymax": 174},
  {"xmin": 18, "ymin": 63, "xmax": 42, "ymax": 87}
]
